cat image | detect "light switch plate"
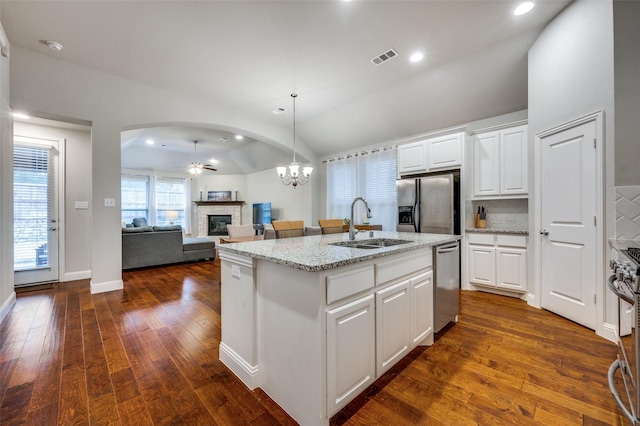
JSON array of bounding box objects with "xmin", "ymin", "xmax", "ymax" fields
[
  {"xmin": 75, "ymin": 201, "xmax": 89, "ymax": 209},
  {"xmin": 104, "ymin": 198, "xmax": 116, "ymax": 207}
]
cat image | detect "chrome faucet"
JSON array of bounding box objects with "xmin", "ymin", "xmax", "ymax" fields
[{"xmin": 350, "ymin": 197, "xmax": 373, "ymax": 240}]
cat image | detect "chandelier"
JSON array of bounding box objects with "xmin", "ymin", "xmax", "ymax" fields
[{"xmin": 276, "ymin": 93, "xmax": 313, "ymax": 188}]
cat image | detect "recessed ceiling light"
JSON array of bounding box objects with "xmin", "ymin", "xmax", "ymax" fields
[
  {"xmin": 235, "ymin": 135, "xmax": 244, "ymax": 141},
  {"xmin": 409, "ymin": 52, "xmax": 424, "ymax": 63},
  {"xmin": 514, "ymin": 2, "xmax": 534, "ymax": 15},
  {"xmin": 208, "ymin": 158, "xmax": 219, "ymax": 164},
  {"xmin": 272, "ymin": 107, "xmax": 286, "ymax": 115},
  {"xmin": 218, "ymin": 137, "xmax": 229, "ymax": 142},
  {"xmin": 145, "ymin": 139, "xmax": 154, "ymax": 145},
  {"xmin": 13, "ymin": 112, "xmax": 30, "ymax": 119},
  {"xmin": 46, "ymin": 40, "xmax": 63, "ymax": 51}
]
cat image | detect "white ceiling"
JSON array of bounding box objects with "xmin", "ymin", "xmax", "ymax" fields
[{"xmin": 1, "ymin": 0, "xmax": 570, "ymax": 174}]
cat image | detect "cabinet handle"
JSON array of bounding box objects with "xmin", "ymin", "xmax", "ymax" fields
[{"xmin": 539, "ymin": 229, "xmax": 549, "ymax": 236}]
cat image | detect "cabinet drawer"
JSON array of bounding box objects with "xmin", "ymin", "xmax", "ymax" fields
[
  {"xmin": 496, "ymin": 235, "xmax": 527, "ymax": 248},
  {"xmin": 376, "ymin": 248, "xmax": 431, "ymax": 285},
  {"xmin": 327, "ymin": 265, "xmax": 375, "ymax": 304},
  {"xmin": 467, "ymin": 233, "xmax": 495, "ymax": 245}
]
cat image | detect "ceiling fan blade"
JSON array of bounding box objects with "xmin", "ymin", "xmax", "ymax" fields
[{"xmin": 202, "ymin": 165, "xmax": 217, "ymax": 171}]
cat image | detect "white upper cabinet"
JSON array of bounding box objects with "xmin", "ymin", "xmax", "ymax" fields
[
  {"xmin": 427, "ymin": 133, "xmax": 464, "ymax": 171},
  {"xmin": 397, "ymin": 140, "xmax": 428, "ymax": 175},
  {"xmin": 473, "ymin": 124, "xmax": 528, "ymax": 198},
  {"xmin": 397, "ymin": 131, "xmax": 465, "ymax": 177}
]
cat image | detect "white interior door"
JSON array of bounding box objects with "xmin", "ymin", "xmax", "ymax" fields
[
  {"xmin": 14, "ymin": 137, "xmax": 60, "ymax": 286},
  {"xmin": 540, "ymin": 120, "xmax": 597, "ymax": 329}
]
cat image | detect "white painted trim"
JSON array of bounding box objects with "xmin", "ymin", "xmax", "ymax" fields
[
  {"xmin": 219, "ymin": 341, "xmax": 262, "ymax": 390},
  {"xmin": 601, "ymin": 321, "xmax": 617, "ymax": 344},
  {"xmin": 63, "ymin": 270, "xmax": 91, "ymax": 282},
  {"xmin": 0, "ymin": 291, "xmax": 16, "ymax": 323},
  {"xmin": 90, "ymin": 278, "xmax": 123, "ymax": 294},
  {"xmin": 473, "ymin": 119, "xmax": 529, "ymax": 135},
  {"xmin": 218, "ymin": 250, "xmax": 255, "ymax": 268},
  {"xmin": 533, "ymin": 111, "xmax": 605, "ymax": 334}
]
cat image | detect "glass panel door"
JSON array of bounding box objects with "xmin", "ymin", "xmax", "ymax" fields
[{"xmin": 14, "ymin": 136, "xmax": 59, "ymax": 286}]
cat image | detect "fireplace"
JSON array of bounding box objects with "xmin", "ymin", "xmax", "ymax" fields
[{"xmin": 208, "ymin": 215, "xmax": 232, "ymax": 236}]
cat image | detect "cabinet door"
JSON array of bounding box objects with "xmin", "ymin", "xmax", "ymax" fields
[
  {"xmin": 500, "ymin": 125, "xmax": 528, "ymax": 195},
  {"xmin": 468, "ymin": 244, "xmax": 496, "ymax": 286},
  {"xmin": 473, "ymin": 131, "xmax": 500, "ymax": 197},
  {"xmin": 427, "ymin": 133, "xmax": 462, "ymax": 171},
  {"xmin": 397, "ymin": 141, "xmax": 427, "ymax": 176},
  {"xmin": 411, "ymin": 271, "xmax": 433, "ymax": 346},
  {"xmin": 496, "ymin": 248, "xmax": 527, "ymax": 292},
  {"xmin": 376, "ymin": 280, "xmax": 411, "ymax": 376},
  {"xmin": 327, "ymin": 294, "xmax": 375, "ymax": 415}
]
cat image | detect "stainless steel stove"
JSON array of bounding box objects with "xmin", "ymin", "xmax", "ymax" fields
[{"xmin": 609, "ymin": 248, "xmax": 640, "ymax": 424}]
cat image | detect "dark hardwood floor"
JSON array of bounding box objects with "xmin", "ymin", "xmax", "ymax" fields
[{"xmin": 0, "ymin": 258, "xmax": 626, "ymax": 425}]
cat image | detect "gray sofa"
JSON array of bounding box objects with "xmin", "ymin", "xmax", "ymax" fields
[{"xmin": 122, "ymin": 224, "xmax": 215, "ymax": 270}]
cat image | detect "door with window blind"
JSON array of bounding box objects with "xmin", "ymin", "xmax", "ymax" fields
[{"xmin": 14, "ymin": 137, "xmax": 60, "ymax": 286}]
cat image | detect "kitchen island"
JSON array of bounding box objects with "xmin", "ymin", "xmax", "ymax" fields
[{"xmin": 217, "ymin": 231, "xmax": 460, "ymax": 426}]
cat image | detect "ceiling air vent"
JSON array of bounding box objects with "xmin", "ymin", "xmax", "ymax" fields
[{"xmin": 370, "ymin": 48, "xmax": 399, "ymax": 66}]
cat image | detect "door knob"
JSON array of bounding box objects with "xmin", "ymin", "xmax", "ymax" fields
[
  {"xmin": 539, "ymin": 229, "xmax": 549, "ymax": 236},
  {"xmin": 50, "ymin": 227, "xmax": 57, "ymax": 231}
]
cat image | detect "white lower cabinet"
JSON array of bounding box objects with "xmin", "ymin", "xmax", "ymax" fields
[
  {"xmin": 376, "ymin": 280, "xmax": 411, "ymax": 376},
  {"xmin": 467, "ymin": 233, "xmax": 527, "ymax": 293},
  {"xmin": 411, "ymin": 271, "xmax": 433, "ymax": 345},
  {"xmin": 326, "ymin": 294, "xmax": 375, "ymax": 416},
  {"xmin": 324, "ymin": 247, "xmax": 435, "ymax": 419}
]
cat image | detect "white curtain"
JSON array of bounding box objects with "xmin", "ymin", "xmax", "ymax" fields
[{"xmin": 326, "ymin": 147, "xmax": 397, "ymax": 231}]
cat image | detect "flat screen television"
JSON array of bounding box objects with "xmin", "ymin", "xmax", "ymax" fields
[{"xmin": 252, "ymin": 202, "xmax": 271, "ymax": 225}]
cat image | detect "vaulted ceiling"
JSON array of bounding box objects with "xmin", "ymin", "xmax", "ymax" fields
[{"xmin": 1, "ymin": 0, "xmax": 570, "ymax": 174}]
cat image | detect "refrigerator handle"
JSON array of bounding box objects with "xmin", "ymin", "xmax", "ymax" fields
[{"xmin": 414, "ymin": 179, "xmax": 421, "ymax": 233}]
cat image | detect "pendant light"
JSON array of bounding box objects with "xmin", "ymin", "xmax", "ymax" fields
[{"xmin": 276, "ymin": 93, "xmax": 313, "ymax": 188}]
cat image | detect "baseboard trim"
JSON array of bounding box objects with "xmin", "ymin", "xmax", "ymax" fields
[
  {"xmin": 90, "ymin": 279, "xmax": 123, "ymax": 294},
  {"xmin": 600, "ymin": 322, "xmax": 617, "ymax": 343},
  {"xmin": 219, "ymin": 341, "xmax": 262, "ymax": 390},
  {"xmin": 63, "ymin": 270, "xmax": 91, "ymax": 282},
  {"xmin": 0, "ymin": 291, "xmax": 16, "ymax": 324}
]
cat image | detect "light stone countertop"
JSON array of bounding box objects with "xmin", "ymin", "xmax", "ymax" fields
[
  {"xmin": 216, "ymin": 231, "xmax": 461, "ymax": 272},
  {"xmin": 466, "ymin": 227, "xmax": 529, "ymax": 235}
]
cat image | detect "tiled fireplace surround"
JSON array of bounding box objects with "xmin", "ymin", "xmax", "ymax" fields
[{"xmin": 195, "ymin": 203, "xmax": 242, "ymax": 238}]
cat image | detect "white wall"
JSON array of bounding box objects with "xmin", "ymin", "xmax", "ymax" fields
[
  {"xmin": 8, "ymin": 46, "xmax": 317, "ymax": 293},
  {"xmin": 15, "ymin": 121, "xmax": 92, "ymax": 281},
  {"xmin": 528, "ymin": 0, "xmax": 615, "ymax": 336},
  {"xmin": 0, "ymin": 20, "xmax": 13, "ymax": 322},
  {"xmin": 246, "ymin": 168, "xmax": 314, "ymax": 226}
]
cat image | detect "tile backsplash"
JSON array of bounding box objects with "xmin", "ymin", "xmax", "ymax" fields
[
  {"xmin": 471, "ymin": 199, "xmax": 528, "ymax": 230},
  {"xmin": 616, "ymin": 186, "xmax": 640, "ymax": 241}
]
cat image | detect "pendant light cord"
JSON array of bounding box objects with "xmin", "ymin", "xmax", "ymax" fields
[{"xmin": 291, "ymin": 93, "xmax": 297, "ymax": 164}]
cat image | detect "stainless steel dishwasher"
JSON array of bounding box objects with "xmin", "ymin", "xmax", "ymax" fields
[{"xmin": 434, "ymin": 241, "xmax": 460, "ymax": 333}]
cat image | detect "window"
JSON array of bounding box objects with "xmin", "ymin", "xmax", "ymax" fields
[
  {"xmin": 121, "ymin": 174, "xmax": 190, "ymax": 231},
  {"xmin": 155, "ymin": 178, "xmax": 186, "ymax": 226},
  {"xmin": 326, "ymin": 148, "xmax": 397, "ymax": 231},
  {"xmin": 121, "ymin": 175, "xmax": 149, "ymax": 225}
]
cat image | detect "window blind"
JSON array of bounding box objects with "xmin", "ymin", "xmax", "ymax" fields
[{"xmin": 14, "ymin": 145, "xmax": 51, "ymax": 271}]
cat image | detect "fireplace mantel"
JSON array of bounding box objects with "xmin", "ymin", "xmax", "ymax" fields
[{"xmin": 193, "ymin": 201, "xmax": 245, "ymax": 206}]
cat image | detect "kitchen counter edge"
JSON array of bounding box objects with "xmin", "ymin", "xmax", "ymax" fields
[
  {"xmin": 465, "ymin": 227, "xmax": 529, "ymax": 235},
  {"xmin": 217, "ymin": 231, "xmax": 461, "ymax": 272}
]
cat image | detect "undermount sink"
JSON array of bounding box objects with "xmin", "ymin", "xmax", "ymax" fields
[{"xmin": 329, "ymin": 238, "xmax": 413, "ymax": 250}]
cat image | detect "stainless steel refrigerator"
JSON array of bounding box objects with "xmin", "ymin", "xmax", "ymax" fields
[
  {"xmin": 396, "ymin": 171, "xmax": 460, "ymax": 235},
  {"xmin": 397, "ymin": 171, "xmax": 460, "ymax": 333}
]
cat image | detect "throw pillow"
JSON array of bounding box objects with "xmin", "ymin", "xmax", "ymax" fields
[{"xmin": 132, "ymin": 217, "xmax": 148, "ymax": 227}]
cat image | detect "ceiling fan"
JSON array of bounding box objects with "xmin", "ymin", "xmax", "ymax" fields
[{"xmin": 188, "ymin": 140, "xmax": 217, "ymax": 174}]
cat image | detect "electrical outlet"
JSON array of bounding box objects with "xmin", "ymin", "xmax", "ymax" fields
[
  {"xmin": 104, "ymin": 198, "xmax": 116, "ymax": 207},
  {"xmin": 231, "ymin": 265, "xmax": 241, "ymax": 278},
  {"xmin": 505, "ymin": 217, "xmax": 516, "ymax": 225}
]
